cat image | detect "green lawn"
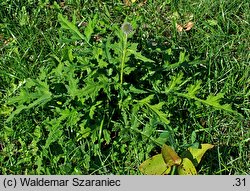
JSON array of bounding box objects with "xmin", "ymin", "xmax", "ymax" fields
[{"xmin": 0, "ymin": 0, "xmax": 249, "ymax": 175}]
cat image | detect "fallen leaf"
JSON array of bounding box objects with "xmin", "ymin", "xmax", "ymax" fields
[
  {"xmin": 176, "ymin": 23, "xmax": 183, "ymax": 32},
  {"xmin": 184, "ymin": 21, "xmax": 194, "ymax": 31},
  {"xmin": 176, "ymin": 22, "xmax": 194, "ymax": 32}
]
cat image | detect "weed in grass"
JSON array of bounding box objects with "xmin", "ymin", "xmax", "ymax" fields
[{"xmin": 0, "ymin": 1, "xmax": 249, "ymax": 175}]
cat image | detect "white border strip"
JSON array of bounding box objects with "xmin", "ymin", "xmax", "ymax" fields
[{"xmin": 0, "ymin": 175, "xmax": 249, "ymax": 191}]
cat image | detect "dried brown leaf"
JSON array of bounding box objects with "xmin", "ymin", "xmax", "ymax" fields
[
  {"xmin": 184, "ymin": 21, "xmax": 194, "ymax": 31},
  {"xmin": 176, "ymin": 23, "xmax": 183, "ymax": 32},
  {"xmin": 176, "ymin": 21, "xmax": 194, "ymax": 32}
]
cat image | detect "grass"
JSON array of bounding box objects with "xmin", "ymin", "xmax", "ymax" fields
[{"xmin": 0, "ymin": 0, "xmax": 249, "ymax": 175}]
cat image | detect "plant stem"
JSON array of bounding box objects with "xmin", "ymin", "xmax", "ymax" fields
[
  {"xmin": 120, "ymin": 34, "xmax": 127, "ymax": 85},
  {"xmin": 171, "ymin": 166, "xmax": 176, "ymax": 175}
]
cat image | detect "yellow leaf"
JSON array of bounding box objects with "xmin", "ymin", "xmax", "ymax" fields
[
  {"xmin": 162, "ymin": 144, "xmax": 182, "ymax": 167},
  {"xmin": 139, "ymin": 154, "xmax": 171, "ymax": 175},
  {"xmin": 188, "ymin": 144, "xmax": 214, "ymax": 164},
  {"xmin": 177, "ymin": 158, "xmax": 197, "ymax": 175}
]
